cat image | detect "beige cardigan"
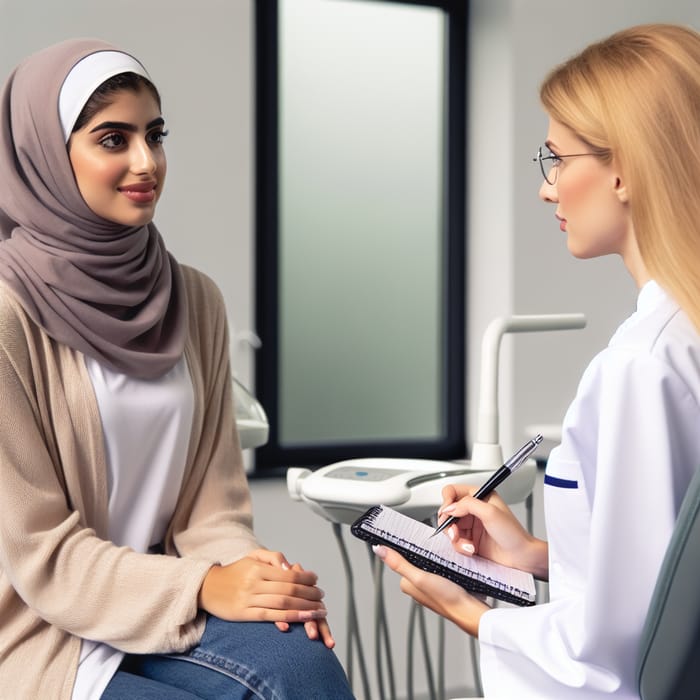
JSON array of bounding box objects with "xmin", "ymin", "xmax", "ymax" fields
[{"xmin": 0, "ymin": 266, "xmax": 260, "ymax": 699}]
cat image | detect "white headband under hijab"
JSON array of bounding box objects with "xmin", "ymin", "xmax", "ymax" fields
[{"xmin": 58, "ymin": 50, "xmax": 150, "ymax": 142}]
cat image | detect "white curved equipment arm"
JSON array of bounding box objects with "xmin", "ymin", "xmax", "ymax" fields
[{"xmin": 470, "ymin": 313, "xmax": 587, "ymax": 470}]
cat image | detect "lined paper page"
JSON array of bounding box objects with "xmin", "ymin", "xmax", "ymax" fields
[{"xmin": 359, "ymin": 505, "xmax": 536, "ymax": 602}]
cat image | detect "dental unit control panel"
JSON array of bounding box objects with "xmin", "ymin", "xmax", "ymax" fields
[{"xmin": 287, "ymin": 457, "xmax": 536, "ymax": 525}]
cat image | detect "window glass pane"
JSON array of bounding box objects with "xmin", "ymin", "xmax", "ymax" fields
[{"xmin": 278, "ymin": 0, "xmax": 446, "ymax": 446}]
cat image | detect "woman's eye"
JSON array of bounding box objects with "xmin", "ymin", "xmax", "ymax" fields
[
  {"xmin": 99, "ymin": 133, "xmax": 125, "ymax": 150},
  {"xmin": 148, "ymin": 129, "xmax": 169, "ymax": 145}
]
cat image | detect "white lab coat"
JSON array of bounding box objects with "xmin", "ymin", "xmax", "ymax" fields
[{"xmin": 478, "ymin": 281, "xmax": 700, "ymax": 699}]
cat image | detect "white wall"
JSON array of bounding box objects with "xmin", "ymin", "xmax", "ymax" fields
[{"xmin": 2, "ymin": 1, "xmax": 699, "ymax": 698}]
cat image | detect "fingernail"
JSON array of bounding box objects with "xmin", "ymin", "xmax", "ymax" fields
[
  {"xmin": 303, "ymin": 609, "xmax": 327, "ymax": 620},
  {"xmin": 442, "ymin": 504, "xmax": 456, "ymax": 514},
  {"xmin": 447, "ymin": 528, "xmax": 455, "ymax": 541},
  {"xmin": 372, "ymin": 544, "xmax": 387, "ymax": 559},
  {"xmin": 281, "ymin": 562, "xmax": 290, "ymax": 570},
  {"xmin": 461, "ymin": 543, "xmax": 475, "ymax": 554}
]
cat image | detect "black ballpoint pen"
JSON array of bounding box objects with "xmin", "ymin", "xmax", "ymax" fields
[{"xmin": 430, "ymin": 433, "xmax": 544, "ymax": 538}]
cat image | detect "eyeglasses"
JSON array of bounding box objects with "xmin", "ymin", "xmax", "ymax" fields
[{"xmin": 533, "ymin": 145, "xmax": 601, "ymax": 185}]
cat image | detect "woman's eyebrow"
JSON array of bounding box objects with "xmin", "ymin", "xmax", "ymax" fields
[{"xmin": 89, "ymin": 116, "xmax": 165, "ymax": 134}]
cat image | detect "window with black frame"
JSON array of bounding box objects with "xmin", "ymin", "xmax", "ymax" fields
[{"xmin": 254, "ymin": 0, "xmax": 467, "ymax": 473}]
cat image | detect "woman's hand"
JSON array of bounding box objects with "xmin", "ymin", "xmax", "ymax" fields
[
  {"xmin": 438, "ymin": 485, "xmax": 548, "ymax": 580},
  {"xmin": 279, "ymin": 562, "xmax": 336, "ymax": 649},
  {"xmin": 198, "ymin": 548, "xmax": 335, "ymax": 646},
  {"xmin": 373, "ymin": 545, "xmax": 489, "ymax": 637}
]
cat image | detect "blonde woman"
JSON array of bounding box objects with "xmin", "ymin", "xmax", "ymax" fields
[{"xmin": 375, "ymin": 23, "xmax": 700, "ymax": 699}]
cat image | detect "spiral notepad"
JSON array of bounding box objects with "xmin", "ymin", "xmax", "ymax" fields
[{"xmin": 351, "ymin": 505, "xmax": 536, "ymax": 606}]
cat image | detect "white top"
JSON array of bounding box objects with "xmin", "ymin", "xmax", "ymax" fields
[
  {"xmin": 71, "ymin": 356, "xmax": 194, "ymax": 700},
  {"xmin": 479, "ymin": 281, "xmax": 700, "ymax": 699}
]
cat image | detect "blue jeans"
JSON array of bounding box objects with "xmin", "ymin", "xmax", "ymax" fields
[{"xmin": 101, "ymin": 616, "xmax": 355, "ymax": 699}]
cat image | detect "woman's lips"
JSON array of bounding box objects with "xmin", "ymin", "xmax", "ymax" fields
[{"xmin": 118, "ymin": 182, "xmax": 157, "ymax": 204}]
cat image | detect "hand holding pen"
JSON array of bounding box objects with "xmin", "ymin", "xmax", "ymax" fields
[{"xmin": 431, "ymin": 434, "xmax": 543, "ymax": 538}]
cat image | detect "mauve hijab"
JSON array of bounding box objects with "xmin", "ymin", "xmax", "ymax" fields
[{"xmin": 0, "ymin": 38, "xmax": 186, "ymax": 379}]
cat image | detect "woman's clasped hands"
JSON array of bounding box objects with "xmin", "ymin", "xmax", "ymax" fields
[{"xmin": 198, "ymin": 548, "xmax": 335, "ymax": 648}]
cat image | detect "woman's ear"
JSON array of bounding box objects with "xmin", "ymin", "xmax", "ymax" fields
[{"xmin": 613, "ymin": 175, "xmax": 629, "ymax": 204}]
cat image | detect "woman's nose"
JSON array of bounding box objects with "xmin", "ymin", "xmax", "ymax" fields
[
  {"xmin": 130, "ymin": 141, "xmax": 157, "ymax": 174},
  {"xmin": 539, "ymin": 179, "xmax": 558, "ymax": 203}
]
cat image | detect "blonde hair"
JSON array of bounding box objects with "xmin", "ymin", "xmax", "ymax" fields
[{"xmin": 540, "ymin": 24, "xmax": 700, "ymax": 331}]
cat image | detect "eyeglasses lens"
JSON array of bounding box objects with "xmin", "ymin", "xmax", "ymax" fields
[{"xmin": 538, "ymin": 146, "xmax": 556, "ymax": 185}]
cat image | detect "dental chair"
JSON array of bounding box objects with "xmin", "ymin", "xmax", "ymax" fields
[{"xmin": 637, "ymin": 464, "xmax": 700, "ymax": 700}]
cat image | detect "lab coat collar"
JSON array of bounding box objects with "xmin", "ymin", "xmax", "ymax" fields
[
  {"xmin": 609, "ymin": 279, "xmax": 674, "ymax": 345},
  {"xmin": 636, "ymin": 279, "xmax": 666, "ymax": 313}
]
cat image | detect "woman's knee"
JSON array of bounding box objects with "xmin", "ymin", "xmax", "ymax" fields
[{"xmin": 192, "ymin": 618, "xmax": 353, "ymax": 698}]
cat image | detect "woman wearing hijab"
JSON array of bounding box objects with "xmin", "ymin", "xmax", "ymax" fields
[{"xmin": 0, "ymin": 39, "xmax": 354, "ymax": 700}]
